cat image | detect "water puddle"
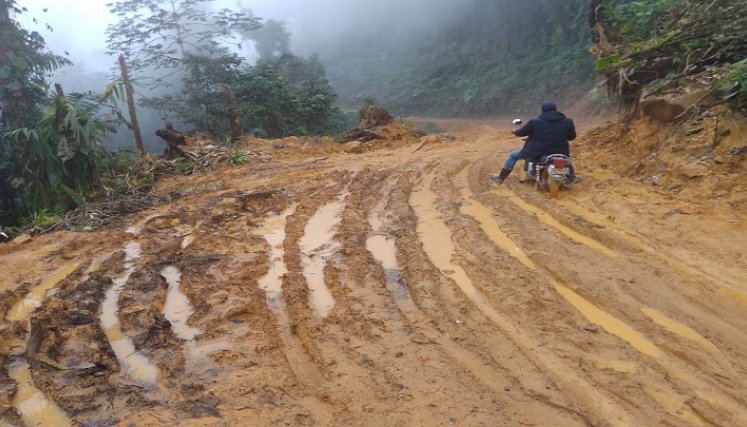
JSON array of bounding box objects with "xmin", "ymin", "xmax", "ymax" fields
[
  {"xmin": 6, "ymin": 262, "xmax": 82, "ymax": 322},
  {"xmin": 644, "ymin": 385, "xmax": 704, "ymax": 425},
  {"xmin": 552, "ymin": 283, "xmax": 662, "ymax": 358},
  {"xmin": 493, "ymin": 187, "xmax": 617, "ymax": 258},
  {"xmin": 300, "ymin": 197, "xmax": 346, "ymax": 318},
  {"xmin": 161, "ymin": 267, "xmax": 200, "ymax": 342},
  {"xmin": 125, "ymin": 210, "xmax": 169, "ymax": 235},
  {"xmin": 256, "ymin": 205, "xmax": 324, "ymax": 385},
  {"xmin": 366, "ymin": 235, "xmax": 412, "ymax": 302},
  {"xmin": 459, "ymin": 188, "xmax": 536, "ymax": 269},
  {"xmin": 8, "ymin": 359, "xmax": 71, "ymax": 427},
  {"xmin": 641, "ymin": 308, "xmax": 719, "ymax": 353},
  {"xmin": 100, "ymin": 241, "xmax": 160, "ymax": 388},
  {"xmin": 410, "ymin": 184, "xmax": 518, "ymax": 333},
  {"xmin": 258, "ymin": 206, "xmax": 297, "ymax": 304},
  {"xmin": 720, "ymin": 288, "xmax": 747, "ymax": 307},
  {"xmin": 181, "ymin": 234, "xmax": 195, "ymax": 249}
]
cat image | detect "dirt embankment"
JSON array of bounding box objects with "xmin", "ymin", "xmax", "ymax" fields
[{"xmin": 1, "ymin": 118, "xmax": 747, "ymax": 426}]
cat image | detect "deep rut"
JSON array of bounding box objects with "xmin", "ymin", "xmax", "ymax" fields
[{"xmin": 2, "ymin": 127, "xmax": 746, "ymax": 426}]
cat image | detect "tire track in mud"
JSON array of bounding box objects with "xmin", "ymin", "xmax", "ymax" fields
[
  {"xmin": 295, "ymin": 169, "xmax": 526, "ymax": 426},
  {"xmin": 362, "ymin": 170, "xmax": 593, "ymax": 426},
  {"xmin": 409, "ymin": 169, "xmax": 634, "ymax": 426},
  {"xmin": 523, "ymin": 191, "xmax": 747, "ymax": 367},
  {"xmin": 16, "ymin": 253, "xmax": 153, "ymax": 426},
  {"xmin": 255, "ymin": 204, "xmax": 326, "ymax": 388},
  {"xmin": 100, "ymin": 238, "xmax": 163, "ymax": 389},
  {"xmin": 117, "ymin": 191, "xmax": 332, "ymax": 425},
  {"xmin": 455, "ymin": 158, "xmax": 747, "ymax": 425},
  {"xmin": 555, "ymin": 193, "xmax": 747, "ymax": 311},
  {"xmin": 2, "ymin": 262, "xmax": 84, "ymax": 427},
  {"xmin": 484, "ymin": 170, "xmax": 747, "ymax": 362}
]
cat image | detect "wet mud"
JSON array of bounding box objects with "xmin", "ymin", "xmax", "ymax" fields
[{"xmin": 2, "ymin": 121, "xmax": 747, "ymax": 426}]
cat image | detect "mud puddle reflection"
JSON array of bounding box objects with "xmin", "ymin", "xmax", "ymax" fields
[
  {"xmin": 8, "ymin": 359, "xmax": 71, "ymax": 427},
  {"xmin": 459, "ymin": 188, "xmax": 536, "ymax": 269},
  {"xmin": 494, "ymin": 187, "xmax": 617, "ymax": 258},
  {"xmin": 100, "ymin": 241, "xmax": 160, "ymax": 388},
  {"xmin": 641, "ymin": 308, "xmax": 719, "ymax": 353},
  {"xmin": 257, "ymin": 205, "xmax": 324, "ymax": 385},
  {"xmin": 366, "ymin": 235, "xmax": 411, "ymax": 302},
  {"xmin": 300, "ymin": 196, "xmax": 346, "ymax": 318},
  {"xmin": 410, "ymin": 183, "xmax": 519, "ymax": 333},
  {"xmin": 6, "ymin": 262, "xmax": 82, "ymax": 322},
  {"xmin": 552, "ymin": 284, "xmax": 662, "ymax": 358},
  {"xmin": 366, "ymin": 185, "xmax": 413, "ymax": 305},
  {"xmin": 258, "ymin": 206, "xmax": 296, "ymax": 305},
  {"xmin": 6, "ymin": 261, "xmax": 81, "ymax": 426},
  {"xmin": 161, "ymin": 267, "xmax": 200, "ymax": 342},
  {"xmin": 161, "ymin": 266, "xmax": 227, "ymax": 362}
]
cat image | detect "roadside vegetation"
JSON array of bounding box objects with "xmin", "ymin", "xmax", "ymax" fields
[
  {"xmin": 0, "ymin": 0, "xmax": 347, "ymax": 230},
  {"xmin": 592, "ymin": 0, "xmax": 747, "ymax": 109}
]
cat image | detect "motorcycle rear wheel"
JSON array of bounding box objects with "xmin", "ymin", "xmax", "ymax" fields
[{"xmin": 548, "ymin": 180, "xmax": 560, "ymax": 198}]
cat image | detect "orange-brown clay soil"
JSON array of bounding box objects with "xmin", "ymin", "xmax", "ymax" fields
[{"xmin": 1, "ymin": 120, "xmax": 747, "ymax": 426}]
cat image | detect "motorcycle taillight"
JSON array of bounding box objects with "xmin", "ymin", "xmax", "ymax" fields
[{"xmin": 553, "ymin": 158, "xmax": 568, "ymax": 168}]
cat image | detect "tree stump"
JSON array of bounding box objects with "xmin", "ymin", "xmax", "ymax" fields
[{"xmin": 156, "ymin": 122, "xmax": 187, "ymax": 159}]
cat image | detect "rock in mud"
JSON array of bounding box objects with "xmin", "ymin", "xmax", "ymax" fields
[
  {"xmin": 640, "ymin": 88, "xmax": 707, "ymax": 122},
  {"xmin": 344, "ymin": 141, "xmax": 365, "ymax": 154}
]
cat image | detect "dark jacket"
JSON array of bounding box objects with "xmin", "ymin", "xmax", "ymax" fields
[{"xmin": 513, "ymin": 111, "xmax": 576, "ymax": 159}]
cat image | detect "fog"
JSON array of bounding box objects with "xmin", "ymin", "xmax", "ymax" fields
[
  {"xmin": 14, "ymin": 0, "xmax": 480, "ymax": 150},
  {"xmin": 18, "ymin": 0, "xmax": 471, "ymax": 74},
  {"xmin": 13, "ymin": 0, "xmax": 594, "ymax": 150}
]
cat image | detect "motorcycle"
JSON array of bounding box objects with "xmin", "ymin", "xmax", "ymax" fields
[{"xmin": 513, "ymin": 119, "xmax": 574, "ymax": 198}]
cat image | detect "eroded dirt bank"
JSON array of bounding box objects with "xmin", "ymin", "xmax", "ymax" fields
[{"xmin": 1, "ymin": 120, "xmax": 746, "ymax": 426}]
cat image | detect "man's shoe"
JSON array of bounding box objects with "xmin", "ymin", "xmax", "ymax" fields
[
  {"xmin": 490, "ymin": 174, "xmax": 504, "ymax": 184},
  {"xmin": 490, "ymin": 168, "xmax": 512, "ymax": 185}
]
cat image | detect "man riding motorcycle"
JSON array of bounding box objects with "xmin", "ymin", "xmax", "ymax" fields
[{"xmin": 492, "ymin": 101, "xmax": 576, "ymax": 184}]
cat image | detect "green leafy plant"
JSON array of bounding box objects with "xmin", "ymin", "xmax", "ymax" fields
[
  {"xmin": 721, "ymin": 59, "xmax": 747, "ymax": 111},
  {"xmin": 173, "ymin": 157, "xmax": 196, "ymax": 174},
  {"xmin": 27, "ymin": 209, "xmax": 63, "ymax": 229},
  {"xmin": 228, "ymin": 150, "xmax": 248, "ymax": 167}
]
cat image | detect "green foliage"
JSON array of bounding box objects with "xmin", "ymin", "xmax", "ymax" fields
[
  {"xmin": 145, "ymin": 51, "xmax": 340, "ymax": 139},
  {"xmin": 1, "ymin": 92, "xmax": 117, "ymax": 223},
  {"xmin": 0, "ymin": 2, "xmax": 114, "ymax": 226},
  {"xmin": 0, "ymin": 1, "xmax": 72, "ymax": 127},
  {"xmin": 172, "ymin": 156, "xmax": 195, "ymax": 174},
  {"xmin": 594, "ymin": 0, "xmax": 747, "ymax": 103},
  {"xmin": 721, "ymin": 59, "xmax": 747, "ymax": 111},
  {"xmin": 27, "ymin": 208, "xmax": 63, "ymax": 229},
  {"xmin": 595, "ymin": 54, "xmax": 623, "ymax": 72},
  {"xmin": 228, "ymin": 149, "xmax": 247, "ymax": 167},
  {"xmin": 603, "ymin": 0, "xmax": 677, "ymax": 41},
  {"xmin": 106, "ymin": 0, "xmax": 260, "ymax": 85}
]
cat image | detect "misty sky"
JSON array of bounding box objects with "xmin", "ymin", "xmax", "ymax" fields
[{"xmin": 17, "ymin": 0, "xmax": 466, "ymax": 73}]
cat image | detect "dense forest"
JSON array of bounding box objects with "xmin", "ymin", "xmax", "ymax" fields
[{"xmin": 321, "ymin": 0, "xmax": 596, "ymax": 115}]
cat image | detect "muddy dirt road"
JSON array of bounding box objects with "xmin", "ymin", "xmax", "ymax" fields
[{"xmin": 2, "ymin": 122, "xmax": 747, "ymax": 426}]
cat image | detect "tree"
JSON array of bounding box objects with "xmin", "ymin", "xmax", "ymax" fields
[
  {"xmin": 106, "ymin": 0, "xmax": 261, "ymax": 85},
  {"xmin": 0, "ymin": 0, "xmax": 71, "ymax": 127},
  {"xmin": 246, "ymin": 19, "xmax": 291, "ymax": 60},
  {"xmin": 1, "ymin": 1, "xmax": 116, "ymax": 226}
]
